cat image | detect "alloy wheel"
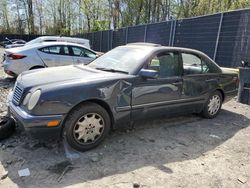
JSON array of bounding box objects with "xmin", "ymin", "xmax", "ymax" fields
[
  {"xmin": 73, "ymin": 113, "xmax": 104, "ymax": 144},
  {"xmin": 208, "ymin": 95, "xmax": 221, "ymax": 115}
]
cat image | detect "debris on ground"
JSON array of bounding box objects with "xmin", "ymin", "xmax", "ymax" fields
[
  {"xmin": 133, "ymin": 182, "xmax": 140, "ymax": 188},
  {"xmin": 1, "ymin": 171, "xmax": 8, "ymax": 180},
  {"xmin": 18, "ymin": 168, "xmax": 30, "ymax": 177},
  {"xmin": 209, "ymin": 134, "xmax": 221, "ymax": 139},
  {"xmin": 237, "ymin": 176, "xmax": 247, "ymax": 184},
  {"xmin": 47, "ymin": 160, "xmax": 78, "ymax": 182},
  {"xmin": 6, "ymin": 160, "xmax": 12, "ymax": 165},
  {"xmin": 148, "ymin": 139, "xmax": 155, "ymax": 143},
  {"xmin": 57, "ymin": 164, "xmax": 75, "ymax": 182}
]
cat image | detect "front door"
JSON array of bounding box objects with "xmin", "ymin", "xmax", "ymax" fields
[
  {"xmin": 180, "ymin": 52, "xmax": 218, "ymax": 112},
  {"xmin": 131, "ymin": 51, "xmax": 183, "ymax": 120}
]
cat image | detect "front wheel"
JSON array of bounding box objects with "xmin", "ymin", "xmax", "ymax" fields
[
  {"xmin": 201, "ymin": 91, "xmax": 222, "ymax": 119},
  {"xmin": 64, "ymin": 103, "xmax": 111, "ymax": 152}
]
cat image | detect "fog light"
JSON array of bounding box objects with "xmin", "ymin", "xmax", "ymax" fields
[{"xmin": 47, "ymin": 120, "xmax": 60, "ymax": 127}]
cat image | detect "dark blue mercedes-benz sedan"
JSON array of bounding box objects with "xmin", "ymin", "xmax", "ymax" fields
[{"xmin": 8, "ymin": 43, "xmax": 238, "ymax": 151}]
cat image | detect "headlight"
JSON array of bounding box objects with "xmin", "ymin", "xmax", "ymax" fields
[
  {"xmin": 22, "ymin": 93, "xmax": 31, "ymax": 106},
  {"xmin": 27, "ymin": 90, "xmax": 41, "ymax": 110}
]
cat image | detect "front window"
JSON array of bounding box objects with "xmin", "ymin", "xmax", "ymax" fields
[
  {"xmin": 88, "ymin": 46, "xmax": 151, "ymax": 74},
  {"xmin": 147, "ymin": 52, "xmax": 180, "ymax": 78},
  {"xmin": 71, "ymin": 46, "xmax": 96, "ymax": 58}
]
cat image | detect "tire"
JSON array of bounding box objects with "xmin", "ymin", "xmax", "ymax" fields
[
  {"xmin": 0, "ymin": 117, "xmax": 16, "ymax": 140},
  {"xmin": 64, "ymin": 102, "xmax": 111, "ymax": 152},
  {"xmin": 201, "ymin": 91, "xmax": 222, "ymax": 119}
]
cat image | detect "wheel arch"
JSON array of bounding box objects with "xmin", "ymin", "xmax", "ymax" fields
[
  {"xmin": 60, "ymin": 99, "xmax": 115, "ymax": 136},
  {"xmin": 29, "ymin": 65, "xmax": 45, "ymax": 70},
  {"xmin": 216, "ymin": 88, "xmax": 225, "ymax": 102}
]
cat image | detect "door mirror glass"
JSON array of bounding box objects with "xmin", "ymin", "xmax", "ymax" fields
[{"xmin": 139, "ymin": 69, "xmax": 159, "ymax": 79}]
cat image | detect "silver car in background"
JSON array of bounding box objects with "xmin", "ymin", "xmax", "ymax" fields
[
  {"xmin": 24, "ymin": 36, "xmax": 90, "ymax": 49},
  {"xmin": 2, "ymin": 42, "xmax": 97, "ymax": 76}
]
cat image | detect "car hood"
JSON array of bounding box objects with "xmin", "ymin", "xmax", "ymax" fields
[{"xmin": 17, "ymin": 65, "xmax": 129, "ymax": 88}]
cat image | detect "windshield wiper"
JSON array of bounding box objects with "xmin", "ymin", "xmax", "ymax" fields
[{"xmin": 95, "ymin": 67, "xmax": 128, "ymax": 74}]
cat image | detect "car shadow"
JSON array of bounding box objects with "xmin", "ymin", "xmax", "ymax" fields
[{"xmin": 2, "ymin": 109, "xmax": 249, "ymax": 187}]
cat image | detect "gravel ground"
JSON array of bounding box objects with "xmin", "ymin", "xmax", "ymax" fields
[{"xmin": 0, "ymin": 47, "xmax": 250, "ymax": 188}]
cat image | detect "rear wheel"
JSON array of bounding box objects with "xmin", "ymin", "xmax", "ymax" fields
[
  {"xmin": 201, "ymin": 91, "xmax": 222, "ymax": 119},
  {"xmin": 64, "ymin": 102, "xmax": 111, "ymax": 152}
]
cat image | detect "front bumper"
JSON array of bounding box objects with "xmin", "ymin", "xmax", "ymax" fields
[{"xmin": 8, "ymin": 93, "xmax": 64, "ymax": 140}]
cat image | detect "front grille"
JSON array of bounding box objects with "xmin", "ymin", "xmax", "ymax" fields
[{"xmin": 12, "ymin": 84, "xmax": 24, "ymax": 105}]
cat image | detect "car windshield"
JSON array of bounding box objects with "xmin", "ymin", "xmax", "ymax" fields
[{"xmin": 88, "ymin": 46, "xmax": 150, "ymax": 74}]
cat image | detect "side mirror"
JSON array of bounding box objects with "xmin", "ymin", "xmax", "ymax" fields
[{"xmin": 139, "ymin": 69, "xmax": 159, "ymax": 79}]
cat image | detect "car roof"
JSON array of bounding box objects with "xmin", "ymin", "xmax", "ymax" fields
[
  {"xmin": 38, "ymin": 36, "xmax": 89, "ymax": 42},
  {"xmin": 40, "ymin": 41, "xmax": 90, "ymax": 48},
  {"xmin": 6, "ymin": 41, "xmax": 94, "ymax": 53},
  {"xmin": 125, "ymin": 43, "xmax": 210, "ymax": 58}
]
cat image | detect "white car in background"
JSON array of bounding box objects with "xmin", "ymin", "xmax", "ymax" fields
[
  {"xmin": 5, "ymin": 36, "xmax": 90, "ymax": 49},
  {"xmin": 25, "ymin": 36, "xmax": 91, "ymax": 49},
  {"xmin": 2, "ymin": 42, "xmax": 97, "ymax": 76}
]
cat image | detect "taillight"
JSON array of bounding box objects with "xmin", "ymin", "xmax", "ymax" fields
[{"xmin": 8, "ymin": 53, "xmax": 26, "ymax": 60}]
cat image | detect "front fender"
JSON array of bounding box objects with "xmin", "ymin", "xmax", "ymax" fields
[{"xmin": 30, "ymin": 79, "xmax": 133, "ymax": 126}]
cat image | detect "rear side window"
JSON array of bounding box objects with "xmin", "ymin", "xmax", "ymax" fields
[
  {"xmin": 182, "ymin": 53, "xmax": 210, "ymax": 75},
  {"xmin": 39, "ymin": 46, "xmax": 61, "ymax": 54},
  {"xmin": 71, "ymin": 46, "xmax": 96, "ymax": 58}
]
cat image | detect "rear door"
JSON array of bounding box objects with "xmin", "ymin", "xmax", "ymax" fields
[
  {"xmin": 37, "ymin": 45, "xmax": 73, "ymax": 67},
  {"xmin": 70, "ymin": 46, "xmax": 96, "ymax": 65},
  {"xmin": 180, "ymin": 52, "xmax": 219, "ymax": 111}
]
